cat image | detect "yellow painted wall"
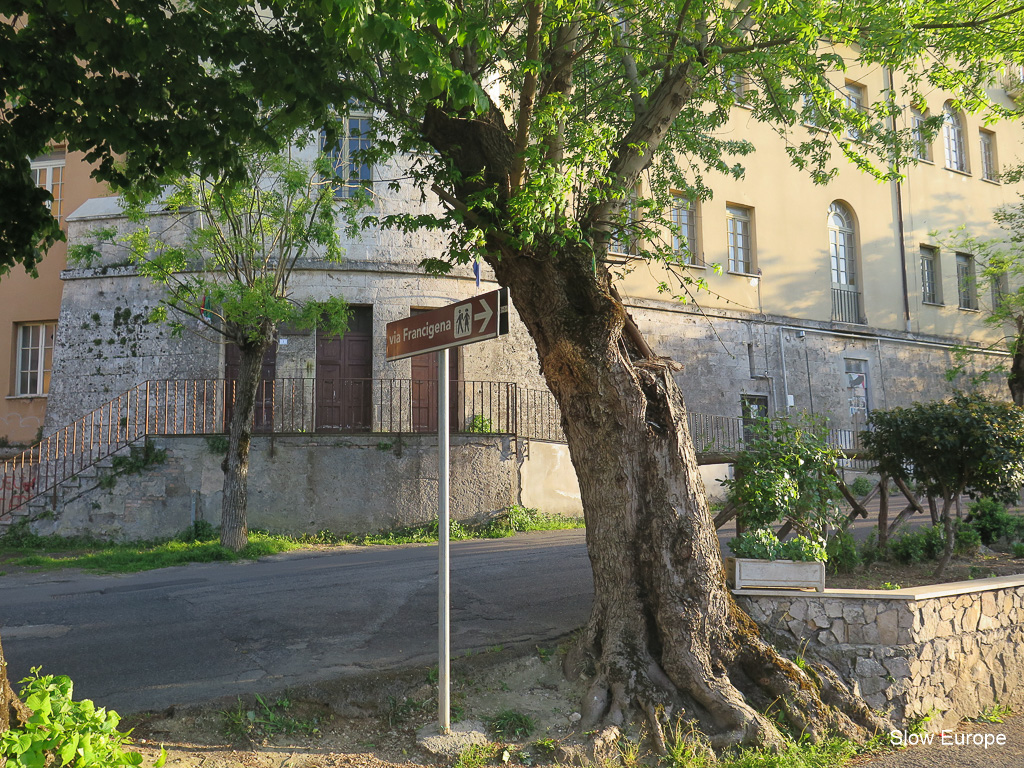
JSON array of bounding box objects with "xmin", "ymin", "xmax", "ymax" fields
[{"xmin": 0, "ymin": 149, "xmax": 110, "ymax": 444}]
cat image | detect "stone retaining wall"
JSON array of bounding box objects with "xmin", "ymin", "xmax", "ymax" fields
[
  {"xmin": 735, "ymin": 578, "xmax": 1024, "ymax": 729},
  {"xmin": 33, "ymin": 434, "xmax": 582, "ymax": 541}
]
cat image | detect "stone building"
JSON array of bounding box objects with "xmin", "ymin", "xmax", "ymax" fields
[{"xmin": 3, "ymin": 66, "xmax": 1023, "ymax": 536}]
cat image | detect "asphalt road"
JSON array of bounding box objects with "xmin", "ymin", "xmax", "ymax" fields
[{"xmin": 0, "ymin": 530, "xmax": 593, "ymax": 714}]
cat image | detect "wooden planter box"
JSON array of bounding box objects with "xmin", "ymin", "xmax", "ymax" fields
[{"xmin": 727, "ymin": 557, "xmax": 825, "ymax": 592}]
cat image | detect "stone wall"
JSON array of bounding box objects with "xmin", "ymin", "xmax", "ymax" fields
[
  {"xmin": 33, "ymin": 434, "xmax": 582, "ymax": 541},
  {"xmin": 736, "ymin": 577, "xmax": 1024, "ymax": 729}
]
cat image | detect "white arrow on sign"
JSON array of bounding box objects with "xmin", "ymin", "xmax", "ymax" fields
[{"xmin": 474, "ymin": 298, "xmax": 493, "ymax": 334}]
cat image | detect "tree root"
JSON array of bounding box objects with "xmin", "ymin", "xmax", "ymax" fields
[{"xmin": 566, "ymin": 607, "xmax": 892, "ymax": 755}]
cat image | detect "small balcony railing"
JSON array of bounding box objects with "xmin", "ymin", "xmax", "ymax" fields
[{"xmin": 831, "ymin": 285, "xmax": 865, "ymax": 324}]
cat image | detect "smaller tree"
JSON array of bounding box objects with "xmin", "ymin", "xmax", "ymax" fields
[
  {"xmin": 72, "ymin": 143, "xmax": 349, "ymax": 551},
  {"xmin": 722, "ymin": 414, "xmax": 845, "ymax": 560},
  {"xmin": 862, "ymin": 393, "xmax": 1024, "ymax": 577}
]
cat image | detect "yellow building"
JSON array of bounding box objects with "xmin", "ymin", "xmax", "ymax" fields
[
  {"xmin": 0, "ymin": 149, "xmax": 109, "ymax": 446},
  {"xmin": 618, "ymin": 67, "xmax": 1024, "ymax": 440}
]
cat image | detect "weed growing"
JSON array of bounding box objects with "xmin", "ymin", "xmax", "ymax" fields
[
  {"xmin": 486, "ymin": 710, "xmax": 536, "ymax": 740},
  {"xmin": 973, "ymin": 703, "xmax": 1013, "ymax": 723},
  {"xmin": 221, "ymin": 693, "xmax": 322, "ymax": 743},
  {"xmin": 0, "ymin": 668, "xmax": 166, "ymax": 768}
]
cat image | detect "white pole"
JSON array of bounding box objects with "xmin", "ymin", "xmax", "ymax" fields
[{"xmin": 438, "ymin": 348, "xmax": 451, "ymax": 734}]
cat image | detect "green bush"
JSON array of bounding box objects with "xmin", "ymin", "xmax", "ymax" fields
[
  {"xmin": 0, "ymin": 669, "xmax": 164, "ymax": 768},
  {"xmin": 955, "ymin": 522, "xmax": 982, "ymax": 556},
  {"xmin": 967, "ymin": 498, "xmax": 1016, "ymax": 546},
  {"xmin": 1012, "ymin": 542, "xmax": 1024, "ymax": 558},
  {"xmin": 849, "ymin": 476, "xmax": 874, "ymax": 497},
  {"xmin": 177, "ymin": 519, "xmax": 217, "ymax": 543},
  {"xmin": 465, "ymin": 414, "xmax": 495, "ymax": 434},
  {"xmin": 728, "ymin": 530, "xmax": 826, "ymax": 562},
  {"xmin": 888, "ymin": 525, "xmax": 945, "ymax": 564},
  {"xmin": 825, "ymin": 529, "xmax": 861, "ymax": 574}
]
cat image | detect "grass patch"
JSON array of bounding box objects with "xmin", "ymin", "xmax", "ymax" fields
[
  {"xmin": 4, "ymin": 532, "xmax": 301, "ymax": 574},
  {"xmin": 344, "ymin": 505, "xmax": 584, "ymax": 546},
  {"xmin": 0, "ymin": 504, "xmax": 584, "ymax": 574}
]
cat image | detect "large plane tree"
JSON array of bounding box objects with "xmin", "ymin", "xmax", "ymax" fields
[
  {"xmin": 318, "ymin": 0, "xmax": 1024, "ymax": 749},
  {"xmin": 4, "ymin": 0, "xmax": 1024, "ymax": 752}
]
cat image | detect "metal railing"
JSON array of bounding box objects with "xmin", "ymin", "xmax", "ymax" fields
[
  {"xmin": 831, "ymin": 285, "xmax": 865, "ymax": 324},
  {"xmin": 1, "ymin": 378, "xmax": 566, "ymax": 517},
  {"xmin": 2, "ymin": 376, "xmax": 870, "ymax": 518}
]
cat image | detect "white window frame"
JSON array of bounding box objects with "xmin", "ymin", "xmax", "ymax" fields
[
  {"xmin": 943, "ymin": 104, "xmax": 968, "ymax": 173},
  {"xmin": 15, "ymin": 322, "xmax": 56, "ymax": 397},
  {"xmin": 920, "ymin": 245, "xmax": 941, "ymax": 305},
  {"xmin": 31, "ymin": 153, "xmax": 66, "ymax": 219},
  {"xmin": 670, "ymin": 194, "xmax": 699, "ymax": 265},
  {"xmin": 980, "ymin": 130, "xmax": 998, "ymax": 181},
  {"xmin": 956, "ymin": 252, "xmax": 978, "ymax": 310},
  {"xmin": 726, "ymin": 205, "xmax": 754, "ymax": 274},
  {"xmin": 828, "ymin": 202, "xmax": 857, "ymax": 287},
  {"xmin": 844, "ymin": 82, "xmax": 866, "ymax": 139},
  {"xmin": 322, "ymin": 113, "xmax": 373, "ymax": 199}
]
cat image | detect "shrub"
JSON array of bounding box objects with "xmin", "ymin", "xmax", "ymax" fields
[
  {"xmin": 826, "ymin": 529, "xmax": 861, "ymax": 574},
  {"xmin": 728, "ymin": 530, "xmax": 826, "ymax": 562},
  {"xmin": 967, "ymin": 497, "xmax": 1016, "ymax": 546},
  {"xmin": 888, "ymin": 525, "xmax": 945, "ymax": 564},
  {"xmin": 177, "ymin": 519, "xmax": 217, "ymax": 543},
  {"xmin": 955, "ymin": 522, "xmax": 982, "ymax": 556},
  {"xmin": 466, "ymin": 414, "xmax": 495, "ymax": 433},
  {"xmin": 1013, "ymin": 542, "xmax": 1024, "ymax": 558},
  {"xmin": 849, "ymin": 476, "xmax": 874, "ymax": 497}
]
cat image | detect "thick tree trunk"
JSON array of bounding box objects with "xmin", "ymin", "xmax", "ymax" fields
[
  {"xmin": 489, "ymin": 247, "xmax": 886, "ymax": 748},
  {"xmin": 221, "ymin": 335, "xmax": 272, "ymax": 551},
  {"xmin": 0, "ymin": 634, "xmax": 30, "ymax": 734}
]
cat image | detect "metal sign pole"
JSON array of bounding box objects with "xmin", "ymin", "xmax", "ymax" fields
[{"xmin": 438, "ymin": 348, "xmax": 451, "ymax": 734}]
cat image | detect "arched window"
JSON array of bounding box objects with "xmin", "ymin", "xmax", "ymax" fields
[
  {"xmin": 943, "ymin": 103, "xmax": 967, "ymax": 172},
  {"xmin": 829, "ymin": 202, "xmax": 863, "ymax": 323},
  {"xmin": 829, "ymin": 202, "xmax": 856, "ymax": 286}
]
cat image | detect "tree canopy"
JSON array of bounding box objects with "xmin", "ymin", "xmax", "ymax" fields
[{"xmin": 1, "ymin": 0, "xmax": 352, "ymax": 276}]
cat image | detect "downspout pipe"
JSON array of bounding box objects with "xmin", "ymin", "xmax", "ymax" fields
[{"xmin": 884, "ymin": 66, "xmax": 913, "ymax": 332}]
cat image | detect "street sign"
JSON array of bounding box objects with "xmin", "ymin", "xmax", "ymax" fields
[
  {"xmin": 384, "ymin": 287, "xmax": 510, "ymax": 735},
  {"xmin": 385, "ymin": 288, "xmax": 509, "ymax": 361}
]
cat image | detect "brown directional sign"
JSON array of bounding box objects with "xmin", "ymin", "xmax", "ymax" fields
[{"xmin": 386, "ymin": 288, "xmax": 509, "ymax": 361}]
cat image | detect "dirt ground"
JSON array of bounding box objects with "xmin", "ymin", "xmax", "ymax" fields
[{"xmin": 123, "ymin": 645, "xmax": 594, "ymax": 768}]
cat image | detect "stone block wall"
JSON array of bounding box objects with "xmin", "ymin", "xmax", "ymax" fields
[
  {"xmin": 33, "ymin": 433, "xmax": 582, "ymax": 541},
  {"xmin": 736, "ymin": 579, "xmax": 1024, "ymax": 729}
]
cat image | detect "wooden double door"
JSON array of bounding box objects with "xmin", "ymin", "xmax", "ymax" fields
[{"xmin": 315, "ymin": 307, "xmax": 373, "ymax": 432}]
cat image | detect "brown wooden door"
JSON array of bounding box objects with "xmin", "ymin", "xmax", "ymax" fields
[
  {"xmin": 411, "ymin": 309, "xmax": 459, "ymax": 433},
  {"xmin": 316, "ymin": 307, "xmax": 373, "ymax": 432},
  {"xmin": 225, "ymin": 343, "xmax": 277, "ymax": 433}
]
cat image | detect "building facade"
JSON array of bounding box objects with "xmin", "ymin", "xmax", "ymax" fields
[{"xmin": 0, "ymin": 149, "xmax": 110, "ymax": 447}]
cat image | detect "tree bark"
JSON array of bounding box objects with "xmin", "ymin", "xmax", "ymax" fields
[
  {"xmin": 221, "ymin": 332, "xmax": 272, "ymax": 551},
  {"xmin": 1008, "ymin": 348, "xmax": 1024, "ymax": 407},
  {"xmin": 0, "ymin": 634, "xmax": 30, "ymax": 735},
  {"xmin": 877, "ymin": 474, "xmax": 889, "ymax": 549},
  {"xmin": 934, "ymin": 494, "xmax": 958, "ymax": 578},
  {"xmin": 484, "ymin": 244, "xmax": 885, "ymax": 748}
]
